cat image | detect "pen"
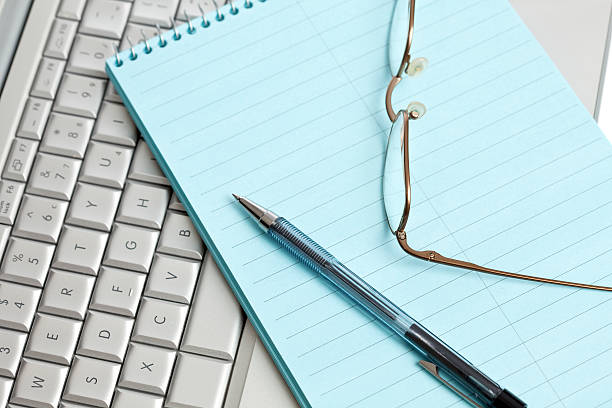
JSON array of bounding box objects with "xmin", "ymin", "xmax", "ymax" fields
[{"xmin": 233, "ymin": 194, "xmax": 527, "ymax": 408}]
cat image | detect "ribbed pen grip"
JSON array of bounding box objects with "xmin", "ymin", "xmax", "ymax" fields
[{"xmin": 268, "ymin": 218, "xmax": 334, "ymax": 272}]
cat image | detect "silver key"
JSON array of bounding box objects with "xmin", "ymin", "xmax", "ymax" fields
[
  {"xmin": 39, "ymin": 269, "xmax": 95, "ymax": 320},
  {"xmin": 11, "ymin": 358, "xmax": 69, "ymax": 408},
  {"xmin": 80, "ymin": 0, "xmax": 131, "ymax": 39},
  {"xmin": 13, "ymin": 194, "xmax": 68, "ymax": 243},
  {"xmin": 90, "ymin": 266, "xmax": 146, "ymax": 317},
  {"xmin": 0, "ymin": 225, "xmax": 9, "ymax": 257},
  {"xmin": 68, "ymin": 35, "xmax": 117, "ymax": 78},
  {"xmin": 177, "ymin": 0, "xmax": 220, "ymax": 21},
  {"xmin": 92, "ymin": 102, "xmax": 137, "ymax": 146},
  {"xmin": 103, "ymin": 223, "xmax": 158, "ymax": 273},
  {"xmin": 116, "ymin": 181, "xmax": 170, "ymax": 229},
  {"xmin": 40, "ymin": 113, "xmax": 94, "ymax": 159},
  {"xmin": 132, "ymin": 297, "xmax": 188, "ymax": 349},
  {"xmin": 25, "ymin": 313, "xmax": 81, "ymax": 365},
  {"xmin": 2, "ymin": 138, "xmax": 39, "ymax": 182},
  {"xmin": 103, "ymin": 82, "xmax": 122, "ymax": 103},
  {"xmin": 17, "ymin": 97, "xmax": 52, "ymax": 140},
  {"xmin": 165, "ymin": 352, "xmax": 232, "ymax": 408},
  {"xmin": 130, "ymin": 0, "xmax": 179, "ymax": 27},
  {"xmin": 0, "ymin": 179, "xmax": 25, "ymax": 225},
  {"xmin": 58, "ymin": 0, "xmax": 87, "ymax": 20},
  {"xmin": 112, "ymin": 388, "xmax": 163, "ymax": 408},
  {"xmin": 66, "ymin": 182, "xmax": 121, "ymax": 231},
  {"xmin": 182, "ymin": 254, "xmax": 244, "ymax": 361},
  {"xmin": 145, "ymin": 254, "xmax": 199, "ymax": 304},
  {"xmin": 0, "ymin": 328, "xmax": 27, "ymax": 378},
  {"xmin": 158, "ymin": 212, "xmax": 204, "ymax": 260},
  {"xmin": 0, "ymin": 377, "xmax": 11, "ymax": 407},
  {"xmin": 128, "ymin": 140, "xmax": 169, "ymax": 186},
  {"xmin": 53, "ymin": 225, "xmax": 108, "ymax": 275},
  {"xmin": 120, "ymin": 23, "xmax": 157, "ymax": 51},
  {"xmin": 31, "ymin": 58, "xmax": 66, "ymax": 100},
  {"xmin": 119, "ymin": 343, "xmax": 176, "ymax": 395},
  {"xmin": 78, "ymin": 311, "xmax": 133, "ymax": 363},
  {"xmin": 63, "ymin": 355, "xmax": 121, "ymax": 407},
  {"xmin": 79, "ymin": 141, "xmax": 133, "ymax": 188},
  {"xmin": 27, "ymin": 153, "xmax": 81, "ymax": 200},
  {"xmin": 44, "ymin": 18, "xmax": 78, "ymax": 59},
  {"xmin": 0, "ymin": 282, "xmax": 41, "ymax": 332},
  {"xmin": 54, "ymin": 74, "xmax": 106, "ymax": 118},
  {"xmin": 168, "ymin": 193, "xmax": 185, "ymax": 212},
  {"xmin": 0, "ymin": 237, "xmax": 54, "ymax": 287}
]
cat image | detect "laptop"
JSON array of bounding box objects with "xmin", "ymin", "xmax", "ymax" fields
[{"xmin": 0, "ymin": 1, "xmax": 609, "ymax": 407}]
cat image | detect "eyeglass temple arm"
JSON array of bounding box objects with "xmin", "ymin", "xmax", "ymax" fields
[{"xmin": 395, "ymin": 234, "xmax": 612, "ymax": 291}]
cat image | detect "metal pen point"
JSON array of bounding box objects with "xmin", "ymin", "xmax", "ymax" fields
[{"xmin": 234, "ymin": 194, "xmax": 527, "ymax": 408}]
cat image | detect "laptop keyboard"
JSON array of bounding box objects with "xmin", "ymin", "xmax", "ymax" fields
[{"xmin": 0, "ymin": 1, "xmax": 248, "ymax": 407}]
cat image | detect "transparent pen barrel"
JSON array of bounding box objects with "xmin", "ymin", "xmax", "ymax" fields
[{"xmin": 269, "ymin": 218, "xmax": 504, "ymax": 405}]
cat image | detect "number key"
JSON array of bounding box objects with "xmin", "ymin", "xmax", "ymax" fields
[
  {"xmin": 40, "ymin": 113, "xmax": 94, "ymax": 159},
  {"xmin": 0, "ymin": 237, "xmax": 54, "ymax": 287},
  {"xmin": 0, "ymin": 281, "xmax": 41, "ymax": 332},
  {"xmin": 67, "ymin": 34, "xmax": 118, "ymax": 78},
  {"xmin": 0, "ymin": 328, "xmax": 27, "ymax": 378},
  {"xmin": 27, "ymin": 152, "xmax": 81, "ymax": 200},
  {"xmin": 54, "ymin": 73, "xmax": 106, "ymax": 118},
  {"xmin": 13, "ymin": 194, "xmax": 68, "ymax": 243}
]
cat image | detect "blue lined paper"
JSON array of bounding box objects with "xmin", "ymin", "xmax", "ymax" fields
[{"xmin": 107, "ymin": 0, "xmax": 612, "ymax": 406}]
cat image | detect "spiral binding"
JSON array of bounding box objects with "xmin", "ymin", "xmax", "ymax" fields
[{"xmin": 113, "ymin": 0, "xmax": 266, "ymax": 67}]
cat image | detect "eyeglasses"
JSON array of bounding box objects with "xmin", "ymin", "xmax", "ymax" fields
[{"xmin": 383, "ymin": 0, "xmax": 612, "ymax": 292}]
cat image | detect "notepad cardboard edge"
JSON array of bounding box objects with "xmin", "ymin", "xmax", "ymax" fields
[{"xmin": 105, "ymin": 61, "xmax": 312, "ymax": 408}]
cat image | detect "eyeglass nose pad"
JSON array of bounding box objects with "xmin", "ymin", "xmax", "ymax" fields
[
  {"xmin": 407, "ymin": 101, "xmax": 426, "ymax": 119},
  {"xmin": 406, "ymin": 57, "xmax": 428, "ymax": 77}
]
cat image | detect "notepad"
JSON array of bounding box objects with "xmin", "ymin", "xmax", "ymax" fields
[{"xmin": 107, "ymin": 0, "xmax": 612, "ymax": 406}]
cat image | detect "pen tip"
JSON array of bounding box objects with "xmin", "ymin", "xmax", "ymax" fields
[{"xmin": 232, "ymin": 193, "xmax": 241, "ymax": 201}]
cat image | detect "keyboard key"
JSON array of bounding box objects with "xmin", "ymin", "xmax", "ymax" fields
[
  {"xmin": 80, "ymin": 0, "xmax": 131, "ymax": 39},
  {"xmin": 78, "ymin": 311, "xmax": 133, "ymax": 363},
  {"xmin": 132, "ymin": 297, "xmax": 188, "ymax": 349},
  {"xmin": 39, "ymin": 270, "xmax": 95, "ymax": 320},
  {"xmin": 0, "ymin": 237, "xmax": 54, "ymax": 287},
  {"xmin": 168, "ymin": 193, "xmax": 185, "ymax": 212},
  {"xmin": 165, "ymin": 352, "xmax": 232, "ymax": 408},
  {"xmin": 40, "ymin": 113, "xmax": 94, "ymax": 159},
  {"xmin": 58, "ymin": 0, "xmax": 87, "ymax": 20},
  {"xmin": 158, "ymin": 212, "xmax": 205, "ymax": 260},
  {"xmin": 112, "ymin": 388, "xmax": 163, "ymax": 408},
  {"xmin": 54, "ymin": 74, "xmax": 106, "ymax": 118},
  {"xmin": 79, "ymin": 141, "xmax": 133, "ymax": 188},
  {"xmin": 17, "ymin": 97, "xmax": 52, "ymax": 140},
  {"xmin": 66, "ymin": 182, "xmax": 121, "ymax": 231},
  {"xmin": 11, "ymin": 358, "xmax": 69, "ymax": 408},
  {"xmin": 128, "ymin": 140, "xmax": 169, "ymax": 186},
  {"xmin": 27, "ymin": 152, "xmax": 81, "ymax": 200},
  {"xmin": 92, "ymin": 102, "xmax": 138, "ymax": 146},
  {"xmin": 31, "ymin": 58, "xmax": 66, "ymax": 100},
  {"xmin": 68, "ymin": 34, "xmax": 118, "ymax": 78},
  {"xmin": 103, "ymin": 223, "xmax": 159, "ymax": 272},
  {"xmin": 104, "ymin": 82, "xmax": 122, "ymax": 103},
  {"xmin": 177, "ymin": 0, "xmax": 220, "ymax": 21},
  {"xmin": 0, "ymin": 328, "xmax": 27, "ymax": 378},
  {"xmin": 0, "ymin": 377, "xmax": 11, "ymax": 407},
  {"xmin": 130, "ymin": 0, "xmax": 179, "ymax": 27},
  {"xmin": 120, "ymin": 23, "xmax": 157, "ymax": 51},
  {"xmin": 90, "ymin": 266, "xmax": 146, "ymax": 317},
  {"xmin": 119, "ymin": 343, "xmax": 176, "ymax": 395},
  {"xmin": 145, "ymin": 254, "xmax": 199, "ymax": 304},
  {"xmin": 25, "ymin": 313, "xmax": 81, "ymax": 365},
  {"xmin": 64, "ymin": 355, "xmax": 121, "ymax": 407},
  {"xmin": 53, "ymin": 225, "xmax": 108, "ymax": 275},
  {"xmin": 0, "ymin": 179, "xmax": 25, "ymax": 225},
  {"xmin": 0, "ymin": 225, "xmax": 9, "ymax": 256},
  {"xmin": 116, "ymin": 181, "xmax": 170, "ymax": 229},
  {"xmin": 13, "ymin": 194, "xmax": 68, "ymax": 243},
  {"xmin": 2, "ymin": 138, "xmax": 38, "ymax": 182},
  {"xmin": 44, "ymin": 18, "xmax": 78, "ymax": 59},
  {"xmin": 0, "ymin": 282, "xmax": 41, "ymax": 332},
  {"xmin": 181, "ymin": 254, "xmax": 244, "ymax": 361}
]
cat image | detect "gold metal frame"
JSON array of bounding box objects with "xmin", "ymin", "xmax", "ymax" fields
[{"xmin": 384, "ymin": 0, "xmax": 612, "ymax": 292}]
